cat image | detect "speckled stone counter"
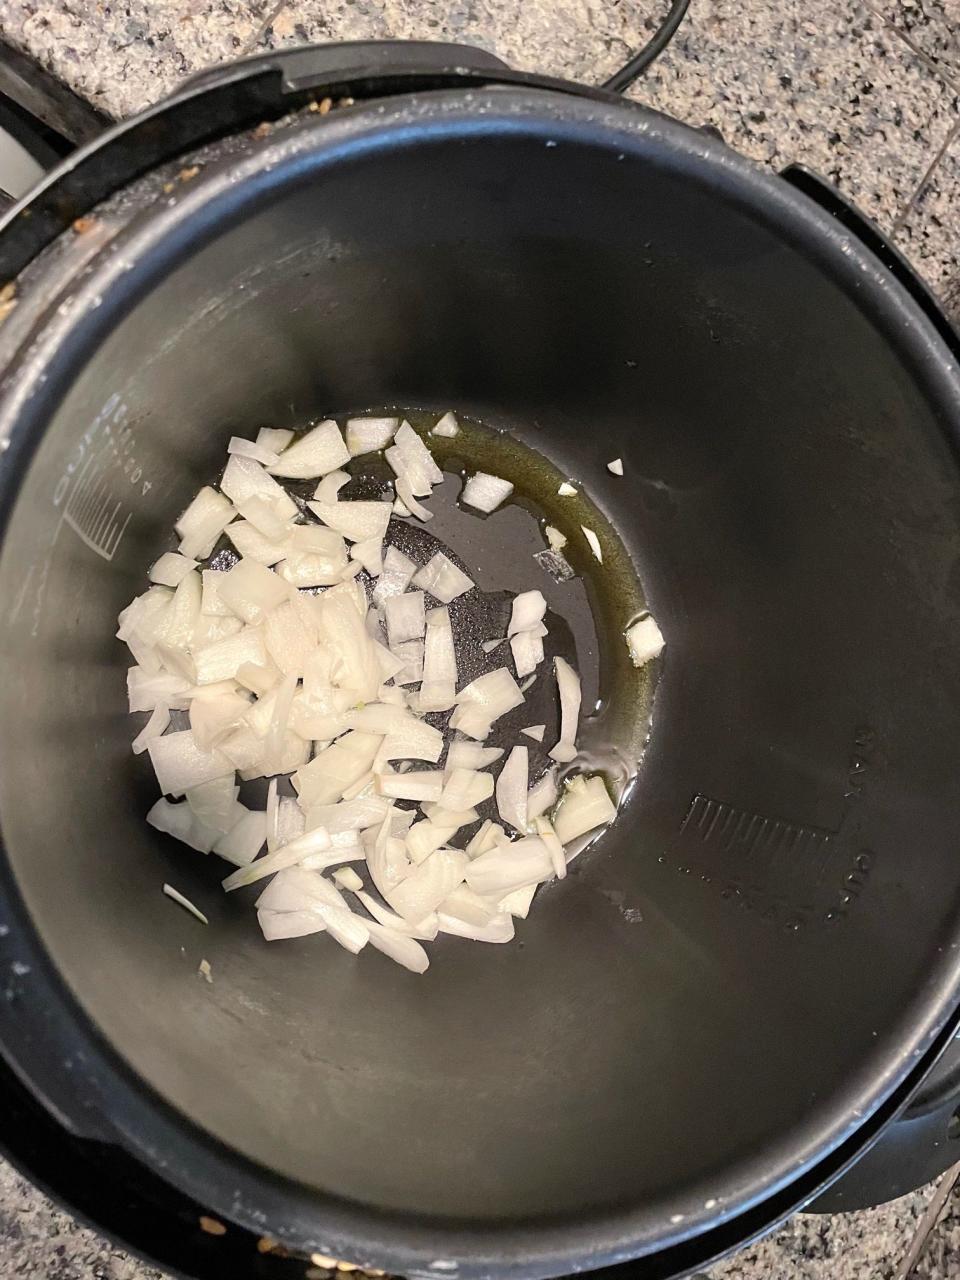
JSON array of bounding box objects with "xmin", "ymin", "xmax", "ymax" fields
[{"xmin": 1, "ymin": 1, "xmax": 960, "ymax": 1277}]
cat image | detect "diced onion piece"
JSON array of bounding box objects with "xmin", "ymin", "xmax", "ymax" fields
[
  {"xmin": 200, "ymin": 570, "xmax": 231, "ymax": 617},
  {"xmin": 521, "ymin": 724, "xmax": 546, "ymax": 743},
  {"xmin": 132, "ymin": 702, "xmax": 171, "ymax": 754},
  {"xmin": 527, "ymin": 767, "xmax": 558, "ymax": 821},
  {"xmin": 267, "ymin": 419, "xmax": 349, "ymax": 479},
  {"xmin": 510, "ymin": 630, "xmax": 544, "ymax": 679},
  {"xmin": 549, "ymin": 656, "xmax": 581, "ymax": 763},
  {"xmin": 214, "ymin": 807, "xmax": 267, "ymax": 866},
  {"xmin": 390, "ymin": 639, "xmax": 424, "ymax": 686},
  {"xmin": 176, "ymin": 486, "xmax": 236, "ymax": 559},
  {"xmin": 624, "ymin": 614, "xmax": 665, "ymax": 667},
  {"xmin": 431, "ymin": 411, "xmax": 460, "ymax": 438},
  {"xmin": 235, "ymin": 494, "xmax": 292, "ymax": 542},
  {"xmin": 295, "ymin": 731, "xmax": 383, "ymax": 808},
  {"xmin": 227, "ymin": 435, "xmax": 282, "ymax": 467},
  {"xmin": 465, "ymin": 836, "xmax": 552, "ymax": 897},
  {"xmin": 450, "ymin": 667, "xmax": 524, "ymax": 739},
  {"xmin": 305, "ymin": 795, "xmax": 391, "ymax": 835},
  {"xmin": 607, "ymin": 458, "xmax": 624, "ymax": 476},
  {"xmin": 558, "ymin": 482, "xmax": 577, "ymax": 497},
  {"xmin": 236, "ymin": 659, "xmax": 280, "ymax": 697},
  {"xmin": 438, "ymin": 768, "xmax": 494, "ymax": 811},
  {"xmin": 384, "ymin": 591, "xmax": 425, "ymax": 646},
  {"xmin": 393, "ymin": 496, "xmax": 411, "ymax": 517},
  {"xmin": 535, "ymin": 815, "xmax": 566, "ymax": 879},
  {"xmin": 217, "ymin": 558, "xmax": 289, "ymax": 626},
  {"xmin": 307, "ymin": 499, "xmax": 391, "ymax": 544},
  {"xmin": 499, "ymin": 883, "xmax": 538, "ymax": 919},
  {"xmin": 226, "ymin": 521, "xmax": 289, "ymax": 566},
  {"xmin": 258, "ymin": 908, "xmax": 326, "ymax": 941},
  {"xmin": 257, "ymin": 427, "xmax": 294, "ymax": 453},
  {"xmin": 220, "ymin": 454, "xmax": 297, "ymax": 521},
  {"xmin": 496, "ymin": 746, "xmax": 528, "ymax": 834},
  {"xmin": 334, "ymin": 866, "xmax": 364, "ymax": 892},
  {"xmin": 465, "ymin": 819, "xmax": 504, "ymax": 857},
  {"xmin": 194, "ymin": 627, "xmax": 267, "ymax": 685},
  {"xmin": 365, "ymin": 919, "xmax": 429, "ymax": 972},
  {"xmin": 148, "ymin": 730, "xmax": 234, "ymax": 797},
  {"xmin": 221, "ymin": 826, "xmax": 338, "ymax": 891},
  {"xmin": 481, "ymin": 638, "xmax": 505, "ymax": 654},
  {"xmin": 412, "ymin": 552, "xmax": 474, "ymax": 603},
  {"xmin": 405, "ymin": 819, "xmax": 460, "ymax": 864},
  {"xmin": 508, "ymin": 590, "xmax": 547, "ymax": 636},
  {"xmin": 553, "ymin": 774, "xmax": 617, "ymax": 845},
  {"xmin": 385, "ymin": 422, "xmax": 444, "ymax": 496},
  {"xmin": 128, "ymin": 667, "xmax": 191, "ymax": 714},
  {"xmin": 162, "ymin": 883, "xmax": 209, "ymax": 924},
  {"xmin": 461, "ymin": 471, "xmax": 513, "ymax": 513},
  {"xmin": 315, "ymin": 589, "xmax": 381, "ymax": 702},
  {"xmin": 313, "ymin": 469, "xmax": 350, "ymax": 505},
  {"xmin": 439, "ymin": 884, "xmax": 496, "ymax": 928},
  {"xmin": 149, "ymin": 553, "xmax": 198, "ymax": 587},
  {"xmin": 351, "ymin": 536, "xmax": 384, "ymax": 576},
  {"xmin": 372, "ymin": 546, "xmax": 416, "ymax": 606},
  {"xmin": 395, "ymin": 478, "xmax": 433, "ymax": 521},
  {"xmin": 346, "ymin": 416, "xmax": 398, "ymax": 456},
  {"xmin": 188, "ymin": 776, "xmax": 241, "ymax": 834},
  {"xmin": 545, "ymin": 525, "xmax": 567, "ymax": 552},
  {"xmin": 148, "ymin": 797, "xmax": 218, "ymax": 853},
  {"xmin": 354, "ymin": 889, "xmax": 437, "ymax": 941},
  {"xmin": 417, "ymin": 606, "xmax": 457, "ymax": 713},
  {"xmin": 387, "ymin": 849, "xmax": 468, "ymax": 922},
  {"xmin": 446, "ymin": 741, "xmax": 503, "ymax": 772},
  {"xmin": 581, "ymin": 525, "xmax": 603, "ymax": 563},
  {"xmin": 437, "ymin": 911, "xmax": 515, "ymax": 943},
  {"xmin": 377, "ymin": 771, "xmax": 444, "ymax": 803}
]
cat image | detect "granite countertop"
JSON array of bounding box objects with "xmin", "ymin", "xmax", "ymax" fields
[{"xmin": 1, "ymin": 0, "xmax": 960, "ymax": 1277}]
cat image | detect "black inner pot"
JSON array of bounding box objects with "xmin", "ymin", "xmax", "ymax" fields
[{"xmin": 2, "ymin": 88, "xmax": 960, "ymax": 1276}]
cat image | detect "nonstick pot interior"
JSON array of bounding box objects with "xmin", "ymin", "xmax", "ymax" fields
[{"xmin": 2, "ymin": 89, "xmax": 960, "ymax": 1274}]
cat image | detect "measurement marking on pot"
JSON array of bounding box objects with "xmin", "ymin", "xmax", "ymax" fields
[
  {"xmin": 51, "ymin": 395, "xmax": 152, "ymax": 561},
  {"xmin": 680, "ymin": 795, "xmax": 835, "ymax": 871}
]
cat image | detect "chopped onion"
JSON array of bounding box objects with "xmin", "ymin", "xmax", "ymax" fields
[
  {"xmin": 510, "ymin": 630, "xmax": 544, "ymax": 679},
  {"xmin": 377, "ymin": 771, "xmax": 444, "ymax": 803},
  {"xmin": 557, "ymin": 482, "xmax": 577, "ymax": 497},
  {"xmin": 235, "ymin": 494, "xmax": 292, "ymax": 543},
  {"xmin": 465, "ymin": 819, "xmax": 504, "ymax": 857},
  {"xmin": 607, "ymin": 458, "xmax": 624, "ymax": 476},
  {"xmin": 193, "ymin": 627, "xmax": 267, "ymax": 685},
  {"xmin": 438, "ymin": 768, "xmax": 494, "ymax": 811},
  {"xmin": 461, "ymin": 471, "xmax": 513, "ymax": 513},
  {"xmin": 446, "ymin": 741, "xmax": 503, "ymax": 772},
  {"xmin": 412, "ymin": 552, "xmax": 474, "ymax": 603},
  {"xmin": 451, "ymin": 667, "xmax": 523, "ymax": 739},
  {"xmin": 176, "ymin": 486, "xmax": 236, "ymax": 559},
  {"xmin": 499, "ymin": 883, "xmax": 537, "ymax": 919},
  {"xmin": 296, "ymin": 731, "xmax": 383, "ymax": 808},
  {"xmin": 581, "ymin": 525, "xmax": 603, "ymax": 563},
  {"xmin": 373, "ymin": 546, "xmax": 417, "ymax": 606},
  {"xmin": 527, "ymin": 767, "xmax": 558, "ymax": 821},
  {"xmin": 437, "ymin": 910, "xmax": 515, "ymax": 943},
  {"xmin": 307, "ymin": 499, "xmax": 391, "ymax": 544},
  {"xmin": 395, "ymin": 478, "xmax": 433, "ymax": 521},
  {"xmin": 148, "ymin": 730, "xmax": 233, "ymax": 796},
  {"xmin": 385, "ymin": 422, "xmax": 444, "ymax": 495},
  {"xmin": 268, "ymin": 420, "xmax": 350, "ymax": 479},
  {"xmin": 127, "ymin": 668, "xmax": 191, "ymax": 713},
  {"xmin": 214, "ymin": 807, "xmax": 267, "ymax": 866},
  {"xmin": 313, "ymin": 469, "xmax": 351, "ymax": 504},
  {"xmin": 220, "ymin": 454, "xmax": 297, "ymax": 521},
  {"xmin": 257, "ymin": 427, "xmax": 294, "ymax": 453},
  {"xmin": 304, "ymin": 795, "xmax": 391, "ymax": 835},
  {"xmin": 496, "ymin": 745, "xmax": 528, "ymax": 833},
  {"xmin": 334, "ymin": 866, "xmax": 364, "ymax": 892},
  {"xmin": 535, "ymin": 815, "xmax": 566, "ymax": 879},
  {"xmin": 162, "ymin": 883, "xmax": 209, "ymax": 924},
  {"xmin": 188, "ymin": 776, "xmax": 241, "ymax": 834},
  {"xmin": 354, "ymin": 889, "xmax": 437, "ymax": 941},
  {"xmin": 221, "ymin": 826, "xmax": 339, "ymax": 891},
  {"xmin": 388, "ymin": 849, "xmax": 468, "ymax": 922},
  {"xmin": 228, "ymin": 435, "xmax": 282, "ymax": 467},
  {"xmin": 465, "ymin": 836, "xmax": 552, "ymax": 897},
  {"xmin": 393, "ymin": 496, "xmax": 411, "ymax": 517},
  {"xmin": 389, "ymin": 639, "xmax": 424, "ymax": 686},
  {"xmin": 521, "ymin": 724, "xmax": 545, "ymax": 743},
  {"xmin": 544, "ymin": 525, "xmax": 567, "ymax": 552},
  {"xmin": 418, "ymin": 607, "xmax": 457, "ymax": 713},
  {"xmin": 482, "ymin": 638, "xmax": 505, "ymax": 654},
  {"xmin": 258, "ymin": 908, "xmax": 326, "ymax": 941},
  {"xmin": 439, "ymin": 884, "xmax": 496, "ymax": 928},
  {"xmin": 508, "ymin": 590, "xmax": 546, "ymax": 636},
  {"xmin": 384, "ymin": 591, "xmax": 425, "ymax": 646},
  {"xmin": 346, "ymin": 416, "xmax": 398, "ymax": 456},
  {"xmin": 553, "ymin": 774, "xmax": 617, "ymax": 845},
  {"xmin": 351, "ymin": 536, "xmax": 384, "ymax": 576},
  {"xmin": 365, "ymin": 919, "xmax": 430, "ymax": 971},
  {"xmin": 624, "ymin": 614, "xmax": 665, "ymax": 667},
  {"xmin": 431, "ymin": 411, "xmax": 460, "ymax": 438},
  {"xmin": 226, "ymin": 520, "xmax": 290, "ymax": 566},
  {"xmin": 405, "ymin": 818, "xmax": 460, "ymax": 863},
  {"xmin": 148, "ymin": 797, "xmax": 218, "ymax": 854},
  {"xmin": 549, "ymin": 656, "xmax": 581, "ymax": 763},
  {"xmin": 149, "ymin": 553, "xmax": 198, "ymax": 588},
  {"xmin": 132, "ymin": 702, "xmax": 171, "ymax": 754},
  {"xmin": 217, "ymin": 558, "xmax": 289, "ymax": 626}
]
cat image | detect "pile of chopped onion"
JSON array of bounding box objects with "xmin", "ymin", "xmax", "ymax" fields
[{"xmin": 120, "ymin": 413, "xmax": 664, "ymax": 972}]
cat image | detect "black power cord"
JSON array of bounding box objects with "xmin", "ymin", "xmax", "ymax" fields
[{"xmin": 601, "ymin": 0, "xmax": 692, "ymax": 93}]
